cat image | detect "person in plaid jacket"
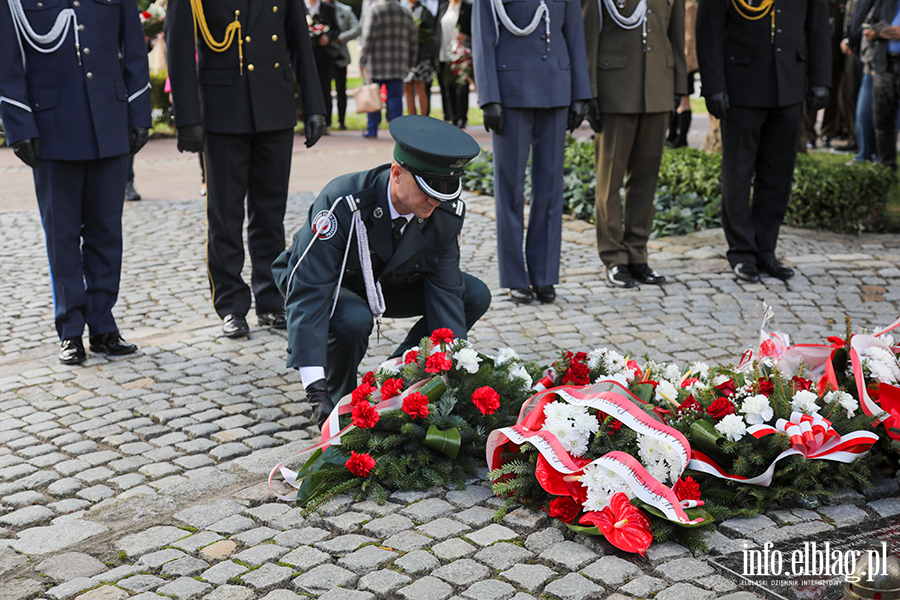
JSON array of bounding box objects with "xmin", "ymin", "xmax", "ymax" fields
[{"xmin": 359, "ymin": 0, "xmax": 419, "ymax": 137}]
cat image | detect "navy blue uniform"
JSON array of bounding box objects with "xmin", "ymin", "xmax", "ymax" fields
[{"xmin": 0, "ymin": 0, "xmax": 152, "ymax": 339}]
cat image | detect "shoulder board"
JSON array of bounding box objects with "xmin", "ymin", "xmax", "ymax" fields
[
  {"xmin": 437, "ymin": 198, "xmax": 466, "ymax": 217},
  {"xmin": 342, "ymin": 194, "xmax": 361, "ymax": 212}
]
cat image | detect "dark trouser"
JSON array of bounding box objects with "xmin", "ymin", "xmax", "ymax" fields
[
  {"xmin": 720, "ymin": 103, "xmax": 802, "ymax": 267},
  {"xmin": 873, "ymin": 61, "xmax": 900, "ymax": 172},
  {"xmin": 594, "ymin": 111, "xmax": 668, "ymax": 268},
  {"xmin": 204, "ymin": 129, "xmax": 293, "ymax": 319},
  {"xmin": 325, "ymin": 273, "xmax": 491, "ymax": 402},
  {"xmin": 33, "ymin": 154, "xmax": 129, "ymax": 340},
  {"xmin": 492, "ymin": 106, "xmax": 567, "ymax": 289},
  {"xmin": 438, "ymin": 61, "xmax": 469, "ymax": 125},
  {"xmin": 315, "ymin": 52, "xmax": 335, "ymax": 125},
  {"xmin": 334, "ymin": 64, "xmax": 348, "ymax": 126},
  {"xmin": 127, "ymin": 154, "xmax": 135, "ymax": 183}
]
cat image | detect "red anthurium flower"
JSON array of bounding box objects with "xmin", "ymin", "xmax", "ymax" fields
[
  {"xmin": 472, "ymin": 386, "xmax": 501, "ymax": 415},
  {"xmin": 345, "ymin": 451, "xmax": 376, "ymax": 477},
  {"xmin": 548, "ymin": 496, "xmax": 581, "ymax": 523},
  {"xmin": 380, "ymin": 378, "xmax": 404, "ymax": 401},
  {"xmin": 402, "ymin": 392, "xmax": 430, "ymax": 419},
  {"xmin": 351, "ymin": 401, "xmax": 380, "ymax": 429},
  {"xmin": 827, "ymin": 336, "xmax": 846, "ymax": 348},
  {"xmin": 706, "ymin": 397, "xmax": 736, "ymax": 420},
  {"xmin": 425, "ymin": 352, "xmax": 453, "ymax": 374},
  {"xmin": 430, "ymin": 328, "xmax": 455, "ymax": 346},
  {"xmin": 351, "ymin": 383, "xmax": 377, "ymax": 406},
  {"xmin": 535, "ymin": 454, "xmax": 591, "ymax": 504},
  {"xmin": 681, "ymin": 376, "xmax": 700, "ymax": 388},
  {"xmin": 714, "ymin": 379, "xmax": 736, "ymax": 397},
  {"xmin": 362, "ymin": 371, "xmax": 376, "ymax": 387},
  {"xmin": 673, "ymin": 476, "xmax": 701, "ymax": 501},
  {"xmin": 579, "ymin": 493, "xmax": 653, "ymax": 555},
  {"xmin": 404, "ymin": 350, "xmax": 419, "ymax": 365},
  {"xmin": 626, "ymin": 359, "xmax": 643, "ymax": 381}
]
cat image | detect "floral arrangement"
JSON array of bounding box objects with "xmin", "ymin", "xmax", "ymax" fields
[
  {"xmin": 140, "ymin": 2, "xmax": 166, "ymax": 38},
  {"xmin": 279, "ymin": 329, "xmax": 535, "ymax": 512},
  {"xmin": 449, "ymin": 38, "xmax": 473, "ymax": 86},
  {"xmin": 307, "ymin": 14, "xmax": 330, "ymax": 42}
]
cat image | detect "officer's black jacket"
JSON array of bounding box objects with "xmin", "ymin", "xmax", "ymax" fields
[
  {"xmin": 166, "ymin": 0, "xmax": 326, "ymax": 134},
  {"xmin": 697, "ymin": 0, "xmax": 831, "ymax": 108},
  {"xmin": 273, "ymin": 166, "xmax": 469, "ymax": 369}
]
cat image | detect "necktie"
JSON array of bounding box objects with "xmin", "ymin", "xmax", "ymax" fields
[{"xmin": 392, "ymin": 217, "xmax": 406, "ymax": 250}]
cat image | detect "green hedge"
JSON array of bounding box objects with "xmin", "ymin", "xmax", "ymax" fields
[{"xmin": 462, "ymin": 137, "xmax": 897, "ymax": 235}]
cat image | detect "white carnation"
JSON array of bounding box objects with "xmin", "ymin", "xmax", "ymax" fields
[
  {"xmin": 715, "ymin": 414, "xmax": 748, "ymax": 442},
  {"xmin": 508, "ymin": 365, "xmax": 532, "ymax": 388},
  {"xmin": 825, "ymin": 390, "xmax": 858, "ymax": 417},
  {"xmin": 690, "ymin": 361, "xmax": 711, "ymax": 381},
  {"xmin": 740, "ymin": 394, "xmax": 774, "ymax": 425},
  {"xmin": 572, "ymin": 409, "xmax": 601, "ymax": 435},
  {"xmin": 656, "ymin": 380, "xmax": 679, "ymax": 403},
  {"xmin": 453, "ymin": 348, "xmax": 481, "ymax": 374},
  {"xmin": 664, "ymin": 364, "xmax": 682, "ymax": 381},
  {"xmin": 495, "ymin": 347, "xmax": 520, "ymax": 365},
  {"xmin": 791, "ymin": 390, "xmax": 821, "ymax": 415},
  {"xmin": 377, "ymin": 360, "xmax": 400, "ymax": 375},
  {"xmin": 712, "ymin": 374, "xmax": 732, "ymax": 387}
]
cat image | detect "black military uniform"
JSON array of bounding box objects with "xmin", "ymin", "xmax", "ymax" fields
[
  {"xmin": 697, "ymin": 0, "xmax": 831, "ymax": 282},
  {"xmin": 273, "ymin": 116, "xmax": 491, "ymax": 426},
  {"xmin": 166, "ymin": 0, "xmax": 327, "ymax": 336}
]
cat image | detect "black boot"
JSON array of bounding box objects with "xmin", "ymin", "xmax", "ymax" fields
[
  {"xmin": 674, "ymin": 110, "xmax": 692, "ymax": 148},
  {"xmin": 665, "ymin": 110, "xmax": 678, "ymax": 147}
]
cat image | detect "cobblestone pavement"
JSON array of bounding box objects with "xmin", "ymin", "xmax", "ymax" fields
[{"xmin": 1, "ymin": 183, "xmax": 900, "ymax": 600}]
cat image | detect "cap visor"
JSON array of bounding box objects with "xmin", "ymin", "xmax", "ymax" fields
[{"xmin": 413, "ymin": 174, "xmax": 462, "ymax": 202}]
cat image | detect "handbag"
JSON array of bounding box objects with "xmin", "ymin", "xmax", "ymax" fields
[{"xmin": 353, "ymin": 69, "xmax": 382, "ymax": 114}]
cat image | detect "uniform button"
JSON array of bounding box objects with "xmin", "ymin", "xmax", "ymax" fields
[
  {"xmin": 83, "ymin": 47, "xmax": 90, "ymax": 54},
  {"xmin": 274, "ymin": 62, "xmax": 280, "ymax": 68},
  {"xmin": 34, "ymin": 102, "xmax": 39, "ymax": 108},
  {"xmin": 647, "ymin": 8, "xmax": 652, "ymax": 13},
  {"xmin": 73, "ymin": 0, "xmax": 79, "ymax": 6},
  {"xmin": 776, "ymin": 8, "xmax": 781, "ymax": 12},
  {"xmin": 729, "ymin": 55, "xmax": 734, "ymax": 60},
  {"xmin": 414, "ymin": 263, "xmax": 420, "ymax": 269},
  {"xmin": 603, "ymin": 61, "xmax": 609, "ymax": 67},
  {"xmin": 272, "ymin": 34, "xmax": 278, "ymax": 41},
  {"xmin": 647, "ymin": 28, "xmax": 651, "ymax": 33},
  {"xmin": 500, "ymin": 63, "xmax": 506, "ymax": 68},
  {"xmin": 245, "ymin": 36, "xmax": 251, "ymax": 42},
  {"xmin": 86, "ymin": 72, "xmax": 93, "ymax": 79},
  {"xmin": 235, "ymin": 9, "xmax": 240, "ymax": 15},
  {"xmin": 78, "ymin": 24, "xmax": 84, "ymax": 31},
  {"xmin": 272, "ymin": 5, "xmax": 278, "ymax": 11},
  {"xmin": 541, "ymin": 54, "xmax": 547, "ymax": 60},
  {"xmin": 248, "ymin": 64, "xmax": 255, "ymax": 71},
  {"xmin": 777, "ymin": 28, "xmax": 782, "ymax": 33},
  {"xmin": 776, "ymin": 47, "xmax": 782, "ymax": 52},
  {"xmin": 37, "ymin": 2, "xmax": 42, "ymax": 6},
  {"xmin": 418, "ymin": 218, "xmax": 424, "ymax": 223}
]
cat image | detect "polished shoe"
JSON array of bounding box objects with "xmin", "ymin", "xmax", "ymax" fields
[
  {"xmin": 59, "ymin": 338, "xmax": 86, "ymax": 365},
  {"xmin": 258, "ymin": 307, "xmax": 287, "ymax": 329},
  {"xmin": 629, "ymin": 263, "xmax": 666, "ymax": 285},
  {"xmin": 758, "ymin": 258, "xmax": 794, "ymax": 280},
  {"xmin": 532, "ymin": 285, "xmax": 556, "ymax": 303},
  {"xmin": 509, "ymin": 287, "xmax": 534, "ymax": 305},
  {"xmin": 313, "ymin": 397, "xmax": 335, "ymax": 429},
  {"xmin": 125, "ymin": 181, "xmax": 141, "ymax": 202},
  {"xmin": 89, "ymin": 331, "xmax": 137, "ymax": 355},
  {"xmin": 606, "ymin": 264, "xmax": 638, "ymax": 288},
  {"xmin": 733, "ymin": 261, "xmax": 761, "ymax": 283},
  {"xmin": 362, "ymin": 130, "xmax": 377, "ymax": 138},
  {"xmin": 338, "ymin": 123, "xmax": 348, "ymax": 131},
  {"xmin": 222, "ymin": 314, "xmax": 250, "ymax": 338}
]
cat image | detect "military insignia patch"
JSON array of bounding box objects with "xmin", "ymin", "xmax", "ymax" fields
[
  {"xmin": 373, "ymin": 207, "xmax": 384, "ymax": 218},
  {"xmin": 312, "ymin": 210, "xmax": 338, "ymax": 240}
]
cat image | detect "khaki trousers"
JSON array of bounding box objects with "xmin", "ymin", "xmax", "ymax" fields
[{"xmin": 594, "ymin": 112, "xmax": 668, "ymax": 268}]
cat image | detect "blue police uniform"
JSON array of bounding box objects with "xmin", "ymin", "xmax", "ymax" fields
[{"xmin": 0, "ymin": 0, "xmax": 152, "ymax": 352}]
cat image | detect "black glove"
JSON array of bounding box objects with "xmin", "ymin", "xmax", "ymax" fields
[
  {"xmin": 305, "ymin": 113, "xmax": 327, "ymax": 148},
  {"xmin": 482, "ymin": 102, "xmax": 505, "ymax": 135},
  {"xmin": 177, "ymin": 124, "xmax": 204, "ymax": 153},
  {"xmin": 129, "ymin": 127, "xmax": 149, "ymax": 156},
  {"xmin": 806, "ymin": 86, "xmax": 830, "ymax": 113},
  {"xmin": 11, "ymin": 138, "xmax": 40, "ymax": 168},
  {"xmin": 586, "ymin": 98, "xmax": 603, "ymax": 133},
  {"xmin": 305, "ymin": 378, "xmax": 334, "ymax": 429},
  {"xmin": 567, "ymin": 99, "xmax": 589, "ymax": 133},
  {"xmin": 705, "ymin": 92, "xmax": 730, "ymax": 121}
]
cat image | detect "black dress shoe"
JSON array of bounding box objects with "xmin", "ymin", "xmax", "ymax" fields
[
  {"xmin": 629, "ymin": 263, "xmax": 666, "ymax": 285},
  {"xmin": 59, "ymin": 338, "xmax": 86, "ymax": 365},
  {"xmin": 532, "ymin": 285, "xmax": 556, "ymax": 303},
  {"xmin": 222, "ymin": 314, "xmax": 250, "ymax": 338},
  {"xmin": 509, "ymin": 287, "xmax": 534, "ymax": 305},
  {"xmin": 606, "ymin": 265, "xmax": 638, "ymax": 288},
  {"xmin": 258, "ymin": 307, "xmax": 287, "ymax": 329},
  {"xmin": 89, "ymin": 331, "xmax": 137, "ymax": 355},
  {"xmin": 758, "ymin": 258, "xmax": 794, "ymax": 280},
  {"xmin": 733, "ymin": 261, "xmax": 761, "ymax": 283}
]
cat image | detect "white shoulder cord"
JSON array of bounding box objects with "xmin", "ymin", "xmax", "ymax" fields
[
  {"xmin": 285, "ymin": 196, "xmax": 386, "ymax": 331},
  {"xmin": 489, "ymin": 0, "xmax": 550, "ymax": 49},
  {"xmin": 599, "ymin": 0, "xmax": 647, "ymax": 33},
  {"xmin": 7, "ymin": 0, "xmax": 83, "ymax": 68}
]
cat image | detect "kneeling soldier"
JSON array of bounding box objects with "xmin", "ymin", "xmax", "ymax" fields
[{"xmin": 273, "ymin": 116, "xmax": 491, "ymax": 428}]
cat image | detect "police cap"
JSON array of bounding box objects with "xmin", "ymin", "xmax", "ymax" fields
[{"xmin": 390, "ymin": 115, "xmax": 481, "ymax": 202}]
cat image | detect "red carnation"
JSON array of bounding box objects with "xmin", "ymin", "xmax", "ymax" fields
[
  {"xmin": 714, "ymin": 379, "xmax": 736, "ymax": 397},
  {"xmin": 362, "ymin": 371, "xmax": 376, "ymax": 387},
  {"xmin": 425, "ymin": 352, "xmax": 453, "ymax": 374},
  {"xmin": 706, "ymin": 397, "xmax": 736, "ymax": 420},
  {"xmin": 402, "ymin": 392, "xmax": 430, "ymax": 419},
  {"xmin": 548, "ymin": 496, "xmax": 581, "ymax": 523},
  {"xmin": 673, "ymin": 476, "xmax": 701, "ymax": 502},
  {"xmin": 351, "ymin": 401, "xmax": 380, "ymax": 429},
  {"xmin": 351, "ymin": 383, "xmax": 377, "ymax": 406},
  {"xmin": 380, "ymin": 378, "xmax": 404, "ymax": 401},
  {"xmin": 562, "ymin": 361, "xmax": 591, "ymax": 386},
  {"xmin": 756, "ymin": 378, "xmax": 774, "ymax": 397},
  {"xmin": 678, "ymin": 395, "xmax": 702, "ymax": 413},
  {"xmin": 430, "ymin": 328, "xmax": 455, "ymax": 346},
  {"xmin": 681, "ymin": 376, "xmax": 700, "ymax": 388},
  {"xmin": 404, "ymin": 350, "xmax": 419, "ymax": 365},
  {"xmin": 345, "ymin": 451, "xmax": 376, "ymax": 478},
  {"xmin": 472, "ymin": 386, "xmax": 501, "ymax": 416},
  {"xmin": 792, "ymin": 376, "xmax": 813, "ymax": 392}
]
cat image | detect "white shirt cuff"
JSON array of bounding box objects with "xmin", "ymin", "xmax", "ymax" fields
[{"xmin": 300, "ymin": 367, "xmax": 326, "ymax": 389}]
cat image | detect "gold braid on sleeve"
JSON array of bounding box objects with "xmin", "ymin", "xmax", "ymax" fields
[{"xmin": 189, "ymin": 0, "xmax": 244, "ymax": 74}]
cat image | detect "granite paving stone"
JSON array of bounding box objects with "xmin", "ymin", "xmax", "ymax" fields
[
  {"xmin": 46, "ymin": 577, "xmax": 99, "ymax": 600},
  {"xmin": 358, "ymin": 569, "xmax": 413, "ymax": 595},
  {"xmin": 397, "ymin": 576, "xmax": 454, "ymax": 600},
  {"xmin": 462, "ymin": 579, "xmax": 517, "ymax": 600},
  {"xmin": 473, "ymin": 542, "xmax": 534, "ymax": 570},
  {"xmin": 138, "ymin": 548, "xmax": 187, "ymax": 569},
  {"xmin": 315, "ymin": 533, "xmax": 378, "ymax": 553},
  {"xmin": 200, "ymin": 560, "xmax": 248, "ymax": 585},
  {"xmin": 542, "ymin": 573, "xmax": 604, "ymax": 600},
  {"xmin": 580, "ymin": 555, "xmax": 641, "ymax": 586},
  {"xmin": 324, "ymin": 511, "xmax": 369, "ymax": 532},
  {"xmin": 117, "ymin": 575, "xmax": 166, "ymax": 593},
  {"xmin": 279, "ymin": 545, "xmax": 332, "ymax": 570},
  {"xmin": 654, "ymin": 583, "xmax": 716, "ymax": 600},
  {"xmin": 433, "ymin": 538, "xmax": 478, "ymax": 560},
  {"xmin": 155, "ymin": 577, "xmax": 212, "ymax": 600},
  {"xmin": 272, "ymin": 526, "xmax": 330, "ymax": 548},
  {"xmin": 524, "ymin": 528, "xmax": 565, "ymax": 553},
  {"xmin": 362, "ymin": 513, "xmax": 415, "ymax": 537},
  {"xmin": 116, "ymin": 526, "xmax": 190, "ymax": 558},
  {"xmin": 160, "ymin": 556, "xmax": 210, "ymax": 577},
  {"xmin": 239, "ymin": 563, "xmax": 295, "ymax": 589},
  {"xmin": 540, "ymin": 541, "xmax": 600, "ymax": 570},
  {"xmin": 466, "ymin": 523, "xmax": 518, "ymax": 546},
  {"xmin": 417, "ymin": 517, "xmax": 470, "ymax": 539},
  {"xmin": 401, "ymin": 498, "xmax": 457, "ymax": 522},
  {"xmin": 317, "ymin": 590, "xmax": 375, "ymax": 600},
  {"xmin": 293, "ymin": 563, "xmax": 357, "ymax": 594},
  {"xmin": 383, "ymin": 529, "xmax": 433, "ymax": 551},
  {"xmin": 432, "ymin": 558, "xmax": 491, "ymax": 585},
  {"xmin": 170, "ymin": 531, "xmax": 224, "ymax": 553},
  {"xmin": 453, "ymin": 506, "xmax": 497, "ymax": 527},
  {"xmin": 204, "ymin": 586, "xmax": 256, "ymax": 600},
  {"xmin": 655, "ymin": 557, "xmax": 715, "ymax": 581},
  {"xmin": 395, "ymin": 549, "xmax": 440, "ymax": 574},
  {"xmin": 616, "ymin": 574, "xmax": 668, "ymax": 596},
  {"xmin": 499, "ymin": 564, "xmax": 558, "ymax": 591}
]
